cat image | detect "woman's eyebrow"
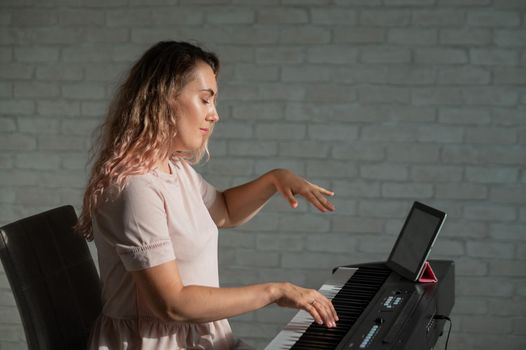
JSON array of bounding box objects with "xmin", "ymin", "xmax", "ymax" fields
[{"xmin": 199, "ymin": 88, "xmax": 216, "ymax": 96}]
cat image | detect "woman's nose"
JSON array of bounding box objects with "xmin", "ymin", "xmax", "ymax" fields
[{"xmin": 207, "ymin": 108, "xmax": 220, "ymax": 123}]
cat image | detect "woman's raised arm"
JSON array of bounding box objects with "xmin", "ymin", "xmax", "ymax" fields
[{"xmin": 208, "ymin": 169, "xmax": 335, "ymax": 228}]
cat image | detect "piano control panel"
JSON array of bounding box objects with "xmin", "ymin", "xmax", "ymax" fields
[{"xmin": 350, "ymin": 288, "xmax": 419, "ymax": 349}]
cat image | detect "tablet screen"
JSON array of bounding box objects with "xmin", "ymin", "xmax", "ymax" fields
[{"xmin": 386, "ymin": 201, "xmax": 446, "ymax": 281}]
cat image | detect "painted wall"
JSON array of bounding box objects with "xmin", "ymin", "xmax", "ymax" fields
[{"xmin": 0, "ymin": 0, "xmax": 525, "ymax": 349}]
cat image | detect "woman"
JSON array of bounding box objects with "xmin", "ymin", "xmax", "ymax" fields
[{"xmin": 77, "ymin": 41, "xmax": 338, "ymax": 350}]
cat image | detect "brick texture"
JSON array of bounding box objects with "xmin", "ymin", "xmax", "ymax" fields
[{"xmin": 0, "ymin": 1, "xmax": 525, "ymax": 349}]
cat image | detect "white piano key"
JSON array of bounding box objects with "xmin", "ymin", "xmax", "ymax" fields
[{"xmin": 265, "ymin": 267, "xmax": 358, "ymax": 350}]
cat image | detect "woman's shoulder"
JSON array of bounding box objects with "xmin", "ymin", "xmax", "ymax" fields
[
  {"xmin": 95, "ymin": 175, "xmax": 165, "ymax": 216},
  {"xmin": 106, "ymin": 172, "xmax": 165, "ymax": 205},
  {"xmin": 125, "ymin": 172, "xmax": 164, "ymax": 192}
]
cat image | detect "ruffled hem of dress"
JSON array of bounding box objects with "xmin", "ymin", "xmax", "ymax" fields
[{"xmin": 87, "ymin": 314, "xmax": 234, "ymax": 350}]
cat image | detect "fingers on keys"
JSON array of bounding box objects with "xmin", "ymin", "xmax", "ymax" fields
[{"xmin": 305, "ymin": 293, "xmax": 338, "ymax": 328}]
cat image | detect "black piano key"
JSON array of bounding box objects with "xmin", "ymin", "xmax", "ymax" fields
[{"xmin": 290, "ymin": 266, "xmax": 391, "ymax": 350}]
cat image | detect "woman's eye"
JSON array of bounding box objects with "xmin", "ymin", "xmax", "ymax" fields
[{"xmin": 202, "ymin": 99, "xmax": 210, "ymax": 104}]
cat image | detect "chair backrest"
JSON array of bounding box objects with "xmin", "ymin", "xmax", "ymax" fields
[{"xmin": 0, "ymin": 205, "xmax": 102, "ymax": 350}]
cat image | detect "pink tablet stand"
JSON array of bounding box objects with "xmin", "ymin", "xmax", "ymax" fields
[{"xmin": 418, "ymin": 261, "xmax": 438, "ymax": 283}]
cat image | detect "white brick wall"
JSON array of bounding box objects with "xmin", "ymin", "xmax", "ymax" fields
[{"xmin": 1, "ymin": 0, "xmax": 525, "ymax": 349}]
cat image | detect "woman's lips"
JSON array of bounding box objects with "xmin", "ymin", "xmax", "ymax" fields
[{"xmin": 199, "ymin": 128, "xmax": 209, "ymax": 135}]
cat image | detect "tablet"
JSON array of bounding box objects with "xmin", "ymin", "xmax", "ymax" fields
[{"xmin": 386, "ymin": 201, "xmax": 447, "ymax": 281}]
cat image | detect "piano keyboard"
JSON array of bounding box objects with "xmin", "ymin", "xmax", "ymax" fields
[{"xmin": 265, "ymin": 265, "xmax": 391, "ymax": 350}]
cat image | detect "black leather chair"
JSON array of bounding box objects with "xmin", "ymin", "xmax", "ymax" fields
[{"xmin": 0, "ymin": 205, "xmax": 101, "ymax": 350}]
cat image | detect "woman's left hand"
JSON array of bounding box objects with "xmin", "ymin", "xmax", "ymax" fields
[{"xmin": 269, "ymin": 169, "xmax": 335, "ymax": 212}]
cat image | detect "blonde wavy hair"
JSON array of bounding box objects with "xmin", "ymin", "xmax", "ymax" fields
[{"xmin": 76, "ymin": 41, "xmax": 220, "ymax": 240}]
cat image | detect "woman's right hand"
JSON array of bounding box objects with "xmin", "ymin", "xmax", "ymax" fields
[{"xmin": 273, "ymin": 282, "xmax": 339, "ymax": 328}]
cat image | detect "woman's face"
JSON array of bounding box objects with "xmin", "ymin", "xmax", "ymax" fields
[{"xmin": 172, "ymin": 61, "xmax": 219, "ymax": 152}]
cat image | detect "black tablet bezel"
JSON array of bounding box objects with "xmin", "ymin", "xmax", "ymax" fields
[{"xmin": 386, "ymin": 201, "xmax": 447, "ymax": 281}]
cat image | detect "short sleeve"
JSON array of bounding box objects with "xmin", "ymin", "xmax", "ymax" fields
[
  {"xmin": 109, "ymin": 176, "xmax": 176, "ymax": 271},
  {"xmin": 183, "ymin": 161, "xmax": 217, "ymax": 209},
  {"xmin": 198, "ymin": 173, "xmax": 217, "ymax": 209}
]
